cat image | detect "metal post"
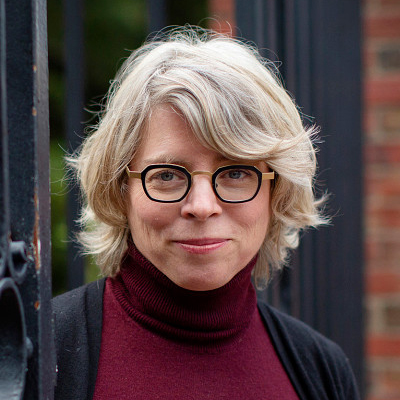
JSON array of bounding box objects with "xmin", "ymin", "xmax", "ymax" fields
[
  {"xmin": 0, "ymin": 0, "xmax": 8, "ymax": 280},
  {"xmin": 64, "ymin": 0, "xmax": 85, "ymax": 290},
  {"xmin": 3, "ymin": 0, "xmax": 55, "ymax": 398},
  {"xmin": 147, "ymin": 0, "xmax": 167, "ymax": 34}
]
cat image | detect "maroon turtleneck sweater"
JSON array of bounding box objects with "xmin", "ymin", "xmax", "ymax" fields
[{"xmin": 93, "ymin": 245, "xmax": 299, "ymax": 399}]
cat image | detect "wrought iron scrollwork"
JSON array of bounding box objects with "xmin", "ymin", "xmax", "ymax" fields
[
  {"xmin": 0, "ymin": 276, "xmax": 28, "ymax": 399},
  {"xmin": 9, "ymin": 241, "xmax": 29, "ymax": 285},
  {"xmin": 0, "ymin": 240, "xmax": 36, "ymax": 399}
]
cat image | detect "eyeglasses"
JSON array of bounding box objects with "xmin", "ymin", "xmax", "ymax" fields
[{"xmin": 126, "ymin": 164, "xmax": 274, "ymax": 203}]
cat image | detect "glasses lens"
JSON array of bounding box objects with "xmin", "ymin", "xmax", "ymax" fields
[
  {"xmin": 215, "ymin": 166, "xmax": 259, "ymax": 202},
  {"xmin": 144, "ymin": 166, "xmax": 189, "ymax": 201}
]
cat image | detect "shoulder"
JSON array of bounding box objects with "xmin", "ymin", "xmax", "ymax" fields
[
  {"xmin": 258, "ymin": 302, "xmax": 360, "ymax": 399},
  {"xmin": 52, "ymin": 279, "xmax": 105, "ymax": 400},
  {"xmin": 52, "ymin": 278, "xmax": 105, "ymax": 353},
  {"xmin": 52, "ymin": 279, "xmax": 105, "ymax": 322},
  {"xmin": 259, "ymin": 302, "xmax": 343, "ymax": 356}
]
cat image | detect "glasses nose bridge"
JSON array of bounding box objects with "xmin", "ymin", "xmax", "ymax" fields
[
  {"xmin": 187, "ymin": 170, "xmax": 216, "ymax": 197},
  {"xmin": 190, "ymin": 170, "xmax": 215, "ymax": 189},
  {"xmin": 190, "ymin": 170, "xmax": 214, "ymax": 179}
]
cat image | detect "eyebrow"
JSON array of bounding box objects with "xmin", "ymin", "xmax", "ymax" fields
[
  {"xmin": 141, "ymin": 153, "xmax": 230, "ymax": 168},
  {"xmin": 142, "ymin": 155, "xmax": 183, "ymax": 165}
]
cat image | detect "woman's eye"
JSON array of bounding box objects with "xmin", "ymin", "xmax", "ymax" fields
[
  {"xmin": 150, "ymin": 169, "xmax": 185, "ymax": 182},
  {"xmin": 227, "ymin": 169, "xmax": 247, "ymax": 179},
  {"xmin": 159, "ymin": 171, "xmax": 175, "ymax": 181}
]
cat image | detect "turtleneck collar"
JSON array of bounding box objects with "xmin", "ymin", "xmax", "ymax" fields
[{"xmin": 110, "ymin": 244, "xmax": 258, "ymax": 348}]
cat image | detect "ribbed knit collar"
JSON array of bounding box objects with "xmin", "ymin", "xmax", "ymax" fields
[{"xmin": 110, "ymin": 244, "xmax": 258, "ymax": 347}]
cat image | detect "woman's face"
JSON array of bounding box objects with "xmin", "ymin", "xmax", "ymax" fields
[{"xmin": 127, "ymin": 105, "xmax": 271, "ymax": 291}]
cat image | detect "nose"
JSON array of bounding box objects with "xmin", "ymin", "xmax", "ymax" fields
[{"xmin": 180, "ymin": 175, "xmax": 223, "ymax": 221}]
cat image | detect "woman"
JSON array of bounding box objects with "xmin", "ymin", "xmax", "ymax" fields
[{"xmin": 53, "ymin": 27, "xmax": 360, "ymax": 399}]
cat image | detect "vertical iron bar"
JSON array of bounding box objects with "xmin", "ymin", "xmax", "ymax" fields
[
  {"xmin": 5, "ymin": 0, "xmax": 55, "ymax": 398},
  {"xmin": 255, "ymin": 0, "xmax": 264, "ymax": 50},
  {"xmin": 0, "ymin": 0, "xmax": 8, "ymax": 279},
  {"xmin": 320, "ymin": 1, "xmax": 364, "ymax": 391},
  {"xmin": 64, "ymin": 0, "xmax": 85, "ymax": 290},
  {"xmin": 294, "ymin": 0, "xmax": 316, "ymax": 328},
  {"xmin": 265, "ymin": 0, "xmax": 279, "ymax": 61},
  {"xmin": 307, "ymin": 0, "xmax": 328, "ymax": 335},
  {"xmin": 282, "ymin": 0, "xmax": 295, "ymax": 93},
  {"xmin": 0, "ymin": 3, "xmax": 28, "ymax": 399},
  {"xmin": 147, "ymin": 0, "xmax": 167, "ymax": 34},
  {"xmin": 235, "ymin": 0, "xmax": 256, "ymax": 43},
  {"xmin": 33, "ymin": 0, "xmax": 55, "ymax": 395}
]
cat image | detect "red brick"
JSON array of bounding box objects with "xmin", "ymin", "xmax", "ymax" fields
[
  {"xmin": 365, "ymin": 238, "xmax": 379, "ymax": 261},
  {"xmin": 366, "ymin": 360, "xmax": 400, "ymax": 400},
  {"xmin": 366, "ymin": 210, "xmax": 400, "ymax": 231},
  {"xmin": 364, "ymin": 0, "xmax": 400, "ymax": 394},
  {"xmin": 209, "ymin": 0, "xmax": 234, "ymax": 14},
  {"xmin": 380, "ymin": 0, "xmax": 400, "ymax": 10},
  {"xmin": 365, "ymin": 182, "xmax": 400, "ymax": 199},
  {"xmin": 382, "ymin": 368, "xmax": 400, "ymax": 395},
  {"xmin": 367, "ymin": 335, "xmax": 400, "ymax": 356},
  {"xmin": 364, "ymin": 46, "xmax": 377, "ymax": 74},
  {"xmin": 366, "ymin": 271, "xmax": 400, "ymax": 294},
  {"xmin": 382, "ymin": 107, "xmax": 400, "ymax": 131},
  {"xmin": 384, "ymin": 304, "xmax": 400, "ymax": 328},
  {"xmin": 368, "ymin": 209, "xmax": 400, "ymax": 228},
  {"xmin": 364, "ymin": 15, "xmax": 400, "ymax": 38},
  {"xmin": 365, "ymin": 397, "xmax": 386, "ymax": 400},
  {"xmin": 365, "ymin": 238, "xmax": 400, "ymax": 271},
  {"xmin": 365, "ymin": 77, "xmax": 400, "ymax": 105},
  {"xmin": 365, "ymin": 172, "xmax": 400, "ymax": 196},
  {"xmin": 365, "ymin": 143, "xmax": 400, "ymax": 163},
  {"xmin": 208, "ymin": 0, "xmax": 235, "ymax": 35},
  {"xmin": 377, "ymin": 47, "xmax": 400, "ymax": 71}
]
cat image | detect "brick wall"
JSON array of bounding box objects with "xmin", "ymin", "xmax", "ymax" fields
[
  {"xmin": 208, "ymin": 0, "xmax": 235, "ymax": 35},
  {"xmin": 209, "ymin": 0, "xmax": 400, "ymax": 399},
  {"xmin": 364, "ymin": 0, "xmax": 400, "ymax": 399}
]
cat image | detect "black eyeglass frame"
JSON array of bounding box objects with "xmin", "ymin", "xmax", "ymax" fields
[{"xmin": 126, "ymin": 164, "xmax": 275, "ymax": 203}]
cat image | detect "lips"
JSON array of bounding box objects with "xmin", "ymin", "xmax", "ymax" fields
[
  {"xmin": 177, "ymin": 238, "xmax": 226, "ymax": 245},
  {"xmin": 174, "ymin": 238, "xmax": 229, "ymax": 254}
]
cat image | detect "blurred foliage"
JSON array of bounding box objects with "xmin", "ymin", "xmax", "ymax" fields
[
  {"xmin": 50, "ymin": 140, "xmax": 68, "ymax": 295},
  {"xmin": 49, "ymin": 0, "xmax": 208, "ymax": 294}
]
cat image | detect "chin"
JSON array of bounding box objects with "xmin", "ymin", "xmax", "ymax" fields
[
  {"xmin": 178, "ymin": 281, "xmax": 225, "ymax": 292},
  {"xmin": 174, "ymin": 271, "xmax": 232, "ymax": 292}
]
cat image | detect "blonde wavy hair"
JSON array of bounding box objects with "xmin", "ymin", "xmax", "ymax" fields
[{"xmin": 70, "ymin": 26, "xmax": 328, "ymax": 287}]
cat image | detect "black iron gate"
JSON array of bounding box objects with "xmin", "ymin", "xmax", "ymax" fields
[
  {"xmin": 236, "ymin": 0, "xmax": 364, "ymax": 394},
  {"xmin": 0, "ymin": 0, "xmax": 55, "ymax": 398}
]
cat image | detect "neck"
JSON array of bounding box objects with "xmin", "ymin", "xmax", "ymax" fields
[{"xmin": 110, "ymin": 244, "xmax": 258, "ymax": 348}]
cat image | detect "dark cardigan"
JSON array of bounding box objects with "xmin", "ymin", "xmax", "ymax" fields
[{"xmin": 52, "ymin": 279, "xmax": 360, "ymax": 400}]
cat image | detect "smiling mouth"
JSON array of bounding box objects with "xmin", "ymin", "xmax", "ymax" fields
[{"xmin": 174, "ymin": 239, "xmax": 229, "ymax": 254}]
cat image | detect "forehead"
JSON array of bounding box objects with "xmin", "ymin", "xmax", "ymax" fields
[{"xmin": 133, "ymin": 105, "xmax": 227, "ymax": 168}]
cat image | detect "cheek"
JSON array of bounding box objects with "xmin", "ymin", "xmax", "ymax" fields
[
  {"xmin": 244, "ymin": 208, "xmax": 269, "ymax": 240},
  {"xmin": 127, "ymin": 189, "xmax": 177, "ymax": 239},
  {"xmin": 239, "ymin": 192, "xmax": 271, "ymax": 240}
]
